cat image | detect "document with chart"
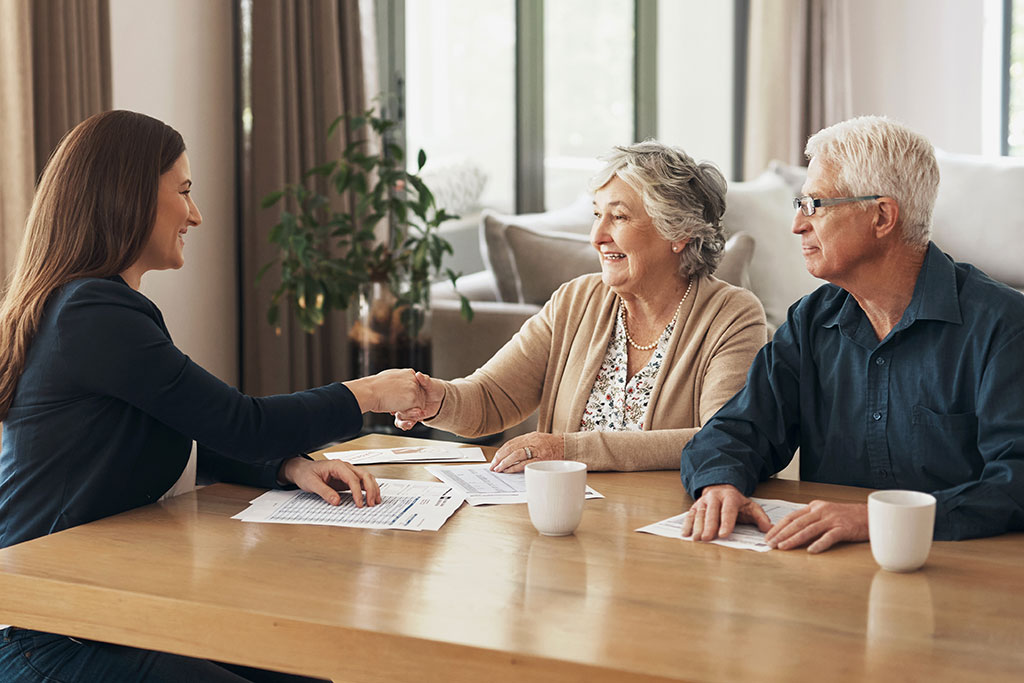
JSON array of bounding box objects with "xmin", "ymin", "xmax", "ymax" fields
[
  {"xmin": 323, "ymin": 444, "xmax": 486, "ymax": 465},
  {"xmin": 231, "ymin": 479, "xmax": 465, "ymax": 531},
  {"xmin": 636, "ymin": 498, "xmax": 807, "ymax": 552},
  {"xmin": 425, "ymin": 463, "xmax": 604, "ymax": 506}
]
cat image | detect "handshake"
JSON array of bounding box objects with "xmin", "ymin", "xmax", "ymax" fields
[{"xmin": 343, "ymin": 369, "xmax": 443, "ymax": 429}]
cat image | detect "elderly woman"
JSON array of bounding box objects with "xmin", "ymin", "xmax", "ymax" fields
[{"xmin": 395, "ymin": 141, "xmax": 767, "ymax": 472}]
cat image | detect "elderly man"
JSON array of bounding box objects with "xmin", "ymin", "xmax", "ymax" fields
[{"xmin": 680, "ymin": 116, "xmax": 1024, "ymax": 552}]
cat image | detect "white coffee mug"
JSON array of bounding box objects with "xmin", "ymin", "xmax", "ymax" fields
[
  {"xmin": 868, "ymin": 490, "xmax": 936, "ymax": 572},
  {"xmin": 525, "ymin": 461, "xmax": 587, "ymax": 536}
]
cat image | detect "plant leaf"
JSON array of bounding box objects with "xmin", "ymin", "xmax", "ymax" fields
[
  {"xmin": 255, "ymin": 260, "xmax": 275, "ymax": 284},
  {"xmin": 261, "ymin": 190, "xmax": 284, "ymax": 209},
  {"xmin": 327, "ymin": 114, "xmax": 345, "ymax": 137},
  {"xmin": 460, "ymin": 295, "xmax": 474, "ymax": 322},
  {"xmin": 303, "ymin": 161, "xmax": 337, "ymax": 180}
]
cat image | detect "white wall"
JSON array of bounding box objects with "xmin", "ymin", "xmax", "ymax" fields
[
  {"xmin": 109, "ymin": 0, "xmax": 238, "ymax": 384},
  {"xmin": 847, "ymin": 0, "xmax": 988, "ymax": 154}
]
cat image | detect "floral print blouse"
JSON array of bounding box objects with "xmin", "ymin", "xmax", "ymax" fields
[{"xmin": 580, "ymin": 300, "xmax": 675, "ymax": 432}]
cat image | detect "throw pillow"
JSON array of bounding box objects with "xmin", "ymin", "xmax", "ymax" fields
[
  {"xmin": 723, "ymin": 171, "xmax": 821, "ymax": 328},
  {"xmin": 715, "ymin": 231, "xmax": 756, "ymax": 291},
  {"xmin": 932, "ymin": 149, "xmax": 1024, "ymax": 289},
  {"xmin": 767, "ymin": 160, "xmax": 808, "ymax": 194},
  {"xmin": 504, "ymin": 225, "xmax": 599, "ymax": 306},
  {"xmin": 479, "ymin": 194, "xmax": 595, "ymax": 302}
]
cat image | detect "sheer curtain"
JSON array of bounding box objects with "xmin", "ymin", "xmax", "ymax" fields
[
  {"xmin": 240, "ymin": 0, "xmax": 367, "ymax": 395},
  {"xmin": 0, "ymin": 0, "xmax": 110, "ymax": 281},
  {"xmin": 744, "ymin": 0, "xmax": 852, "ymax": 179}
]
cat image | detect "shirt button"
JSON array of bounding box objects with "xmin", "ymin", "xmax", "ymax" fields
[
  {"xmin": 875, "ymin": 357, "xmax": 885, "ymax": 366},
  {"xmin": 879, "ymin": 469, "xmax": 889, "ymax": 478},
  {"xmin": 872, "ymin": 411, "xmax": 882, "ymax": 421}
]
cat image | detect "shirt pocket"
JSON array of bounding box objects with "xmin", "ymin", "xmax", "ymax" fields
[{"xmin": 910, "ymin": 405, "xmax": 979, "ymax": 487}]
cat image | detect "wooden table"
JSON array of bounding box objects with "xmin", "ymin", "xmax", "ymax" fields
[{"xmin": 1, "ymin": 434, "xmax": 1022, "ymax": 682}]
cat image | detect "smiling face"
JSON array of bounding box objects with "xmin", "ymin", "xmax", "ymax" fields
[
  {"xmin": 136, "ymin": 153, "xmax": 202, "ymax": 275},
  {"xmin": 792, "ymin": 158, "xmax": 879, "ymax": 286},
  {"xmin": 591, "ymin": 176, "xmax": 683, "ymax": 299}
]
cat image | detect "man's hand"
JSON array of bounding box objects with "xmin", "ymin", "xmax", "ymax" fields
[
  {"xmin": 393, "ymin": 372, "xmax": 444, "ymax": 430},
  {"xmin": 278, "ymin": 457, "xmax": 381, "ymax": 507},
  {"xmin": 681, "ymin": 484, "xmax": 772, "ymax": 541},
  {"xmin": 764, "ymin": 500, "xmax": 868, "ymax": 553},
  {"xmin": 344, "ymin": 368, "xmax": 425, "ymax": 414},
  {"xmin": 489, "ymin": 432, "xmax": 565, "ymax": 473}
]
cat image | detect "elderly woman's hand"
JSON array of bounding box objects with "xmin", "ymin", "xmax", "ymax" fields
[
  {"xmin": 490, "ymin": 432, "xmax": 565, "ymax": 473},
  {"xmin": 394, "ymin": 372, "xmax": 444, "ymax": 430}
]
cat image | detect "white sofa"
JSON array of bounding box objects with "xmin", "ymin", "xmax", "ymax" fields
[{"xmin": 429, "ymin": 150, "xmax": 1024, "ymax": 437}]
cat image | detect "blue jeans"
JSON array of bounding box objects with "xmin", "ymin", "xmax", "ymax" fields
[{"xmin": 0, "ymin": 628, "xmax": 328, "ymax": 683}]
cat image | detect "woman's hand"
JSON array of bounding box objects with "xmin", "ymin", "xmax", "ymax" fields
[
  {"xmin": 278, "ymin": 457, "xmax": 381, "ymax": 507},
  {"xmin": 489, "ymin": 432, "xmax": 565, "ymax": 473},
  {"xmin": 344, "ymin": 368, "xmax": 425, "ymax": 414},
  {"xmin": 394, "ymin": 372, "xmax": 444, "ymax": 430}
]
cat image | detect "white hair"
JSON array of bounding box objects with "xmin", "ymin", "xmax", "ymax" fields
[
  {"xmin": 589, "ymin": 140, "xmax": 728, "ymax": 279},
  {"xmin": 805, "ymin": 116, "xmax": 939, "ymax": 247}
]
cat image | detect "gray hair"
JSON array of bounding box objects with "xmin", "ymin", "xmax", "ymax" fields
[
  {"xmin": 589, "ymin": 140, "xmax": 728, "ymax": 279},
  {"xmin": 805, "ymin": 116, "xmax": 939, "ymax": 247}
]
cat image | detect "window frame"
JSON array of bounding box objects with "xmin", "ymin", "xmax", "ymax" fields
[{"xmin": 376, "ymin": 0, "xmax": 747, "ymax": 211}]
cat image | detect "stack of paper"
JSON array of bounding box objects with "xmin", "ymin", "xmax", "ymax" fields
[
  {"xmin": 232, "ymin": 479, "xmax": 465, "ymax": 531},
  {"xmin": 635, "ymin": 497, "xmax": 807, "ymax": 552},
  {"xmin": 324, "ymin": 445, "xmax": 486, "ymax": 465},
  {"xmin": 425, "ymin": 463, "xmax": 604, "ymax": 506}
]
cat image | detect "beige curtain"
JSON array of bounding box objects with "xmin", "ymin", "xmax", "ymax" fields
[
  {"xmin": 241, "ymin": 0, "xmax": 367, "ymax": 395},
  {"xmin": 0, "ymin": 0, "xmax": 110, "ymax": 280},
  {"xmin": 744, "ymin": 0, "xmax": 852, "ymax": 179},
  {"xmin": 0, "ymin": 0, "xmax": 36, "ymax": 279}
]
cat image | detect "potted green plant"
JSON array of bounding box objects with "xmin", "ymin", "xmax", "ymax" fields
[{"xmin": 260, "ymin": 109, "xmax": 472, "ymax": 403}]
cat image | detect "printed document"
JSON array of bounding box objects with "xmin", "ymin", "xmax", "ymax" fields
[
  {"xmin": 232, "ymin": 479, "xmax": 464, "ymax": 531},
  {"xmin": 324, "ymin": 445, "xmax": 486, "ymax": 465},
  {"xmin": 425, "ymin": 463, "xmax": 604, "ymax": 506},
  {"xmin": 636, "ymin": 497, "xmax": 807, "ymax": 552}
]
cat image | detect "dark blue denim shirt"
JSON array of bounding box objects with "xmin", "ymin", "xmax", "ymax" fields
[
  {"xmin": 680, "ymin": 243, "xmax": 1024, "ymax": 541},
  {"xmin": 0, "ymin": 276, "xmax": 363, "ymax": 549}
]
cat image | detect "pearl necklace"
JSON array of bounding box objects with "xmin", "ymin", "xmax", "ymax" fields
[{"xmin": 620, "ymin": 278, "xmax": 693, "ymax": 351}]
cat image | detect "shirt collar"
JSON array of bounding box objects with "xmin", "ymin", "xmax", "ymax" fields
[
  {"xmin": 822, "ymin": 241, "xmax": 962, "ymax": 340},
  {"xmin": 907, "ymin": 241, "xmax": 962, "ymax": 325}
]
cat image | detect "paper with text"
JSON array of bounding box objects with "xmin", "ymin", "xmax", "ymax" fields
[
  {"xmin": 324, "ymin": 445, "xmax": 486, "ymax": 465},
  {"xmin": 425, "ymin": 463, "xmax": 604, "ymax": 506},
  {"xmin": 636, "ymin": 498, "xmax": 807, "ymax": 552},
  {"xmin": 231, "ymin": 479, "xmax": 464, "ymax": 531}
]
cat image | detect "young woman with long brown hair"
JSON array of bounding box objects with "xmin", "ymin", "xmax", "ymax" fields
[{"xmin": 0, "ymin": 110, "xmax": 421, "ymax": 682}]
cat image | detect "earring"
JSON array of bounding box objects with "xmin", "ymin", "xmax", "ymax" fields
[{"xmin": 672, "ymin": 245, "xmax": 680, "ymax": 253}]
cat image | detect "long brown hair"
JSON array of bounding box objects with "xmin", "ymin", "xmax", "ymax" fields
[{"xmin": 0, "ymin": 110, "xmax": 185, "ymax": 420}]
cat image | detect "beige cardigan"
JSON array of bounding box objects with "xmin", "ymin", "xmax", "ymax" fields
[{"xmin": 427, "ymin": 274, "xmax": 767, "ymax": 470}]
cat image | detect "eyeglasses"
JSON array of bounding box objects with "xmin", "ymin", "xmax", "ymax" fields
[{"xmin": 793, "ymin": 195, "xmax": 881, "ymax": 217}]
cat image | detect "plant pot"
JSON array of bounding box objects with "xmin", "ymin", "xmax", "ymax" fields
[{"xmin": 348, "ymin": 281, "xmax": 432, "ymax": 434}]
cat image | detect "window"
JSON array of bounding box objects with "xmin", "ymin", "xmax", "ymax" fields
[
  {"xmin": 543, "ymin": 0, "xmax": 634, "ymax": 209},
  {"xmin": 388, "ymin": 0, "xmax": 737, "ymax": 212},
  {"xmin": 405, "ymin": 0, "xmax": 516, "ymax": 212},
  {"xmin": 1007, "ymin": 0, "xmax": 1024, "ymax": 154}
]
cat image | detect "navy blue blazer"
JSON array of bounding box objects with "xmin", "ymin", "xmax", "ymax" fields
[{"xmin": 0, "ymin": 276, "xmax": 362, "ymax": 548}]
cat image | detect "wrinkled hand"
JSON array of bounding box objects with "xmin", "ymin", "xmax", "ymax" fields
[
  {"xmin": 489, "ymin": 432, "xmax": 565, "ymax": 473},
  {"xmin": 680, "ymin": 484, "xmax": 772, "ymax": 541},
  {"xmin": 764, "ymin": 500, "xmax": 868, "ymax": 553},
  {"xmin": 278, "ymin": 457, "xmax": 381, "ymax": 507},
  {"xmin": 393, "ymin": 372, "xmax": 444, "ymax": 430},
  {"xmin": 344, "ymin": 368, "xmax": 425, "ymax": 414}
]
